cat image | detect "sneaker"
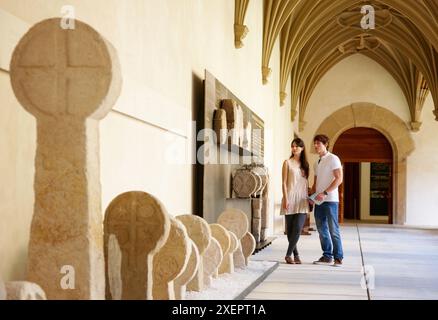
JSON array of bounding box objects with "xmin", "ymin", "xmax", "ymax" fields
[
  {"xmin": 313, "ymin": 256, "xmax": 333, "ymax": 265},
  {"xmin": 294, "ymin": 256, "xmax": 302, "ymax": 264},
  {"xmin": 333, "ymin": 258, "xmax": 343, "ymax": 267}
]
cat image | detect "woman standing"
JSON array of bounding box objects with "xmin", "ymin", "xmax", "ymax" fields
[{"xmin": 281, "ymin": 138, "xmax": 310, "ymax": 264}]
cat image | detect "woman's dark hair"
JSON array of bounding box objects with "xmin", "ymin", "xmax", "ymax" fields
[{"xmin": 290, "ymin": 138, "xmax": 310, "ymax": 178}]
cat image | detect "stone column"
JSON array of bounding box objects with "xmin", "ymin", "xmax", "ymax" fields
[{"xmin": 9, "ymin": 18, "xmax": 122, "ymax": 299}]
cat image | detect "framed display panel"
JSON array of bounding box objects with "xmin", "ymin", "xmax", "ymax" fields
[{"xmin": 196, "ymin": 70, "xmax": 265, "ymax": 223}]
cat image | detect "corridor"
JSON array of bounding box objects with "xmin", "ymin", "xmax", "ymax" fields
[{"xmin": 248, "ymin": 224, "xmax": 438, "ymax": 300}]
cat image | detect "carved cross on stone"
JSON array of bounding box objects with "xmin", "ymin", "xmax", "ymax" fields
[{"xmin": 10, "ymin": 18, "xmax": 122, "ymax": 300}]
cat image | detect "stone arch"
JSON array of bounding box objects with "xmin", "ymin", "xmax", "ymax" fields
[{"xmin": 314, "ymin": 102, "xmax": 415, "ymax": 225}]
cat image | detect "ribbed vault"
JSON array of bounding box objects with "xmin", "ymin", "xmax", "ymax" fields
[{"xmin": 235, "ymin": 0, "xmax": 438, "ymax": 130}]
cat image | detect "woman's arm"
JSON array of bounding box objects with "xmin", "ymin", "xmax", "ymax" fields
[{"xmin": 282, "ymin": 161, "xmax": 289, "ymax": 209}]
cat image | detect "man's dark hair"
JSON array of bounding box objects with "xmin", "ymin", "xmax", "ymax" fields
[{"xmin": 313, "ymin": 134, "xmax": 330, "ymax": 148}]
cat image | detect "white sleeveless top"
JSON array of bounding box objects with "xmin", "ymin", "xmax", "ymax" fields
[{"xmin": 280, "ymin": 159, "xmax": 309, "ymax": 215}]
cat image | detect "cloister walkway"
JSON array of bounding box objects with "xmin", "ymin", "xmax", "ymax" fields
[{"xmin": 248, "ymin": 224, "xmax": 438, "ymax": 300}]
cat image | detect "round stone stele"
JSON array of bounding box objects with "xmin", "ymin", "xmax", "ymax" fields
[
  {"xmin": 233, "ymin": 170, "xmax": 258, "ymax": 198},
  {"xmin": 10, "ymin": 18, "xmax": 122, "ymax": 120},
  {"xmin": 241, "ymin": 232, "xmax": 256, "ymax": 264},
  {"xmin": 104, "ymin": 191, "xmax": 171, "ymax": 300},
  {"xmin": 174, "ymin": 239, "xmax": 200, "ymax": 299},
  {"xmin": 203, "ymin": 238, "xmax": 223, "ymax": 285},
  {"xmin": 4, "ymin": 282, "xmax": 47, "ymax": 300},
  {"xmin": 252, "ymin": 166, "xmax": 268, "ymax": 195},
  {"xmin": 228, "ymin": 231, "xmax": 239, "ymax": 253},
  {"xmin": 107, "ymin": 234, "xmax": 122, "ymax": 300},
  {"xmin": 176, "ymin": 215, "xmax": 211, "ymax": 256},
  {"xmin": 210, "ymin": 223, "xmax": 231, "ymax": 256},
  {"xmin": 217, "ymin": 208, "xmax": 249, "ymax": 239},
  {"xmin": 153, "ymin": 218, "xmax": 191, "ymax": 300}
]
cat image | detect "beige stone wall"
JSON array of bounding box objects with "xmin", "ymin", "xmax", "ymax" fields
[
  {"xmin": 0, "ymin": 1, "xmax": 293, "ymax": 280},
  {"xmin": 0, "ymin": 70, "xmax": 36, "ymax": 280},
  {"xmin": 301, "ymin": 54, "xmax": 438, "ymax": 227},
  {"xmin": 406, "ymin": 94, "xmax": 438, "ymax": 227}
]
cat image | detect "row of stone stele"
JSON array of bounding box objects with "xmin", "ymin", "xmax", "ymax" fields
[{"xmin": 104, "ymin": 191, "xmax": 256, "ymax": 300}]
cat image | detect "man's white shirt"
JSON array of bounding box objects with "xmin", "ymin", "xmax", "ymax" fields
[{"xmin": 314, "ymin": 152, "xmax": 342, "ymax": 202}]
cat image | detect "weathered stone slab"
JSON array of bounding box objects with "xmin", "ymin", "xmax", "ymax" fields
[
  {"xmin": 4, "ymin": 282, "xmax": 47, "ymax": 300},
  {"xmin": 107, "ymin": 234, "xmax": 122, "ymax": 300},
  {"xmin": 176, "ymin": 215, "xmax": 211, "ymax": 292},
  {"xmin": 174, "ymin": 240, "xmax": 200, "ymax": 300},
  {"xmin": 219, "ymin": 230, "xmax": 238, "ymax": 274},
  {"xmin": 203, "ymin": 238, "xmax": 223, "ymax": 287},
  {"xmin": 218, "ymin": 208, "xmax": 248, "ymax": 268},
  {"xmin": 210, "ymin": 223, "xmax": 231, "ymax": 274},
  {"xmin": 104, "ymin": 192, "xmax": 171, "ymax": 300},
  {"xmin": 153, "ymin": 218, "xmax": 191, "ymax": 300},
  {"xmin": 10, "ymin": 18, "xmax": 122, "ymax": 299},
  {"xmin": 0, "ymin": 280, "xmax": 6, "ymax": 300},
  {"xmin": 241, "ymin": 232, "xmax": 256, "ymax": 266},
  {"xmin": 217, "ymin": 208, "xmax": 249, "ymax": 240}
]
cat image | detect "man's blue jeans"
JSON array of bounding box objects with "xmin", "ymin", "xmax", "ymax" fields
[{"xmin": 314, "ymin": 202, "xmax": 344, "ymax": 260}]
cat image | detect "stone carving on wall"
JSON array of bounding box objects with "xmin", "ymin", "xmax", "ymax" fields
[
  {"xmin": 213, "ymin": 109, "xmax": 228, "ymax": 144},
  {"xmin": 242, "ymin": 119, "xmax": 252, "ymax": 151},
  {"xmin": 176, "ymin": 215, "xmax": 211, "ymax": 292},
  {"xmin": 152, "ymin": 218, "xmax": 191, "ymax": 300},
  {"xmin": 220, "ymin": 99, "xmax": 244, "ymax": 146},
  {"xmin": 104, "ymin": 192, "xmax": 171, "ymax": 300},
  {"xmin": 231, "ymin": 164, "xmax": 270, "ymax": 244},
  {"xmin": 251, "ymin": 198, "xmax": 262, "ymax": 243},
  {"xmin": 173, "ymin": 240, "xmax": 200, "ymax": 300},
  {"xmin": 10, "ymin": 18, "xmax": 122, "ymax": 299},
  {"xmin": 232, "ymin": 168, "xmax": 259, "ymax": 198}
]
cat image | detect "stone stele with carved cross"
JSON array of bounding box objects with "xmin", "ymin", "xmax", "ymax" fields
[{"xmin": 9, "ymin": 18, "xmax": 122, "ymax": 299}]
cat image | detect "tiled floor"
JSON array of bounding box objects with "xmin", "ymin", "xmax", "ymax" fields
[{"xmin": 246, "ymin": 224, "xmax": 438, "ymax": 300}]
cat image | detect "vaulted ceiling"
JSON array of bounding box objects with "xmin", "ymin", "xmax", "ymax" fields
[{"xmin": 234, "ymin": 0, "xmax": 438, "ymax": 131}]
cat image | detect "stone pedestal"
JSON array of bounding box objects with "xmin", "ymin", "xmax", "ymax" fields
[{"xmin": 10, "ymin": 18, "xmax": 122, "ymax": 299}]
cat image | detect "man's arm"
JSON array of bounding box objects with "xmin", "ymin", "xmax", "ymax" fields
[
  {"xmin": 325, "ymin": 168, "xmax": 343, "ymax": 193},
  {"xmin": 315, "ymin": 168, "xmax": 343, "ymax": 201}
]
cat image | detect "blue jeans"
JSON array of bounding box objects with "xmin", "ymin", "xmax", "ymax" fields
[{"xmin": 314, "ymin": 202, "xmax": 344, "ymax": 260}]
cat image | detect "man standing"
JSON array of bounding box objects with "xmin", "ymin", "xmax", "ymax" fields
[{"xmin": 311, "ymin": 135, "xmax": 344, "ymax": 266}]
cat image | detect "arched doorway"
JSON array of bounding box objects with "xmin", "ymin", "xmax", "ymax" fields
[
  {"xmin": 313, "ymin": 103, "xmax": 415, "ymax": 225},
  {"xmin": 333, "ymin": 128, "xmax": 394, "ymax": 224}
]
